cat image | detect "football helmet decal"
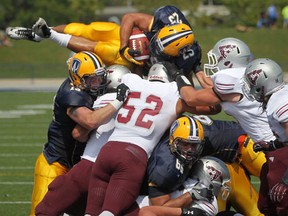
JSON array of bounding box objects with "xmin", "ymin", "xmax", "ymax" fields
[
  {"xmin": 67, "ymin": 51, "xmax": 108, "ymax": 97},
  {"xmin": 204, "ymin": 37, "xmax": 251, "ymax": 76},
  {"xmin": 190, "ymin": 156, "xmax": 231, "ymax": 200},
  {"xmin": 242, "ymin": 58, "xmax": 284, "ymax": 102},
  {"xmin": 147, "ymin": 62, "xmax": 170, "ymax": 83},
  {"xmin": 169, "ymin": 116, "xmax": 205, "ymax": 164}
]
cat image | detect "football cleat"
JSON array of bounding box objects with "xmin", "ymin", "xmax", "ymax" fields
[
  {"xmin": 5, "ymin": 27, "xmax": 39, "ymax": 42},
  {"xmin": 32, "ymin": 17, "xmax": 51, "ymax": 38}
]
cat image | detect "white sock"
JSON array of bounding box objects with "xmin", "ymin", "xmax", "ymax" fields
[
  {"xmin": 99, "ymin": 211, "xmax": 114, "ymax": 216},
  {"xmin": 49, "ymin": 29, "xmax": 72, "ymax": 47}
]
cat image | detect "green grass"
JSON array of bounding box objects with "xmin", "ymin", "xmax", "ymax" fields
[
  {"xmin": 1, "ymin": 27, "xmax": 287, "ymax": 79},
  {"xmin": 0, "ymin": 91, "xmax": 260, "ymax": 215},
  {"xmin": 0, "ymin": 92, "xmax": 54, "ymax": 216}
]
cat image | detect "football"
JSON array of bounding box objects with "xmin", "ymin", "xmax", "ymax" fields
[{"xmin": 128, "ymin": 28, "xmax": 150, "ymax": 61}]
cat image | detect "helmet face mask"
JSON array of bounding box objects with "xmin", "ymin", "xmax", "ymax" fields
[
  {"xmin": 204, "ymin": 37, "xmax": 251, "ymax": 77},
  {"xmin": 169, "ymin": 116, "xmax": 205, "ymax": 165},
  {"xmin": 67, "ymin": 51, "xmax": 108, "ymax": 97},
  {"xmin": 242, "ymin": 58, "xmax": 284, "ymax": 102}
]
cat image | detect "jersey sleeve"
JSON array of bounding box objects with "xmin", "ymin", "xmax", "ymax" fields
[
  {"xmin": 60, "ymin": 90, "xmax": 94, "ymax": 109},
  {"xmin": 273, "ymin": 102, "xmax": 288, "ymax": 123},
  {"xmin": 212, "ymin": 73, "xmax": 242, "ymax": 95}
]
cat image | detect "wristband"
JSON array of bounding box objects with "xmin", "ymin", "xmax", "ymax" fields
[
  {"xmin": 176, "ymin": 75, "xmax": 192, "ymax": 91},
  {"xmin": 271, "ymin": 139, "xmax": 284, "ymax": 149},
  {"xmin": 119, "ymin": 46, "xmax": 128, "ymax": 56},
  {"xmin": 110, "ymin": 99, "xmax": 123, "ymax": 110}
]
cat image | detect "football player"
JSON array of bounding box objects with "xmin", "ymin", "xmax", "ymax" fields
[
  {"xmin": 242, "ymin": 58, "xmax": 288, "ymax": 216},
  {"xmin": 36, "ymin": 65, "xmax": 131, "ymax": 216},
  {"xmin": 29, "ymin": 52, "xmax": 129, "ymax": 216},
  {"xmin": 160, "ymin": 38, "xmax": 272, "ymax": 215},
  {"xmin": 140, "ymin": 156, "xmax": 231, "ymax": 216}
]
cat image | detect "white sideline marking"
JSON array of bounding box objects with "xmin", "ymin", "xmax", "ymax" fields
[
  {"xmin": 0, "ymin": 182, "xmax": 33, "ymax": 185},
  {"xmin": 0, "ymin": 201, "xmax": 31, "ymax": 204},
  {"xmin": 0, "ymin": 143, "xmax": 42, "ymax": 147},
  {"xmin": 0, "ymin": 166, "xmax": 34, "ymax": 170},
  {"xmin": 0, "ymin": 153, "xmax": 38, "ymax": 157}
]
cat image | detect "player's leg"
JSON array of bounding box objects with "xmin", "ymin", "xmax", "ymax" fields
[
  {"xmin": 225, "ymin": 162, "xmax": 263, "ymax": 216},
  {"xmin": 238, "ymin": 135, "xmax": 266, "ymax": 177},
  {"xmin": 35, "ymin": 159, "xmax": 93, "ymax": 216},
  {"xmin": 29, "ymin": 152, "xmax": 68, "ymax": 216}
]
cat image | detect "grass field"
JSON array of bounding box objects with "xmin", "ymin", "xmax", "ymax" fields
[
  {"xmin": 0, "ymin": 27, "xmax": 287, "ymax": 79},
  {"xmin": 0, "ymin": 91, "xmax": 261, "ymax": 215}
]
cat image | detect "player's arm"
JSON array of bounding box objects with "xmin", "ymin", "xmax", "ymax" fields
[
  {"xmin": 67, "ymin": 104, "xmax": 117, "ymax": 130},
  {"xmin": 72, "ymin": 124, "xmax": 91, "ymax": 142},
  {"xmin": 194, "ymin": 71, "xmax": 214, "ymax": 89},
  {"xmin": 176, "ymin": 98, "xmax": 222, "ymax": 116},
  {"xmin": 163, "ymin": 192, "xmax": 192, "ymax": 208},
  {"xmin": 120, "ymin": 13, "xmax": 153, "ymax": 49}
]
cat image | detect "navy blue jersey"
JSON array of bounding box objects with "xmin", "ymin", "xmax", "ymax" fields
[
  {"xmin": 147, "ymin": 130, "xmax": 193, "ymax": 198},
  {"xmin": 147, "ymin": 5, "xmax": 201, "ymax": 75},
  {"xmin": 43, "ymin": 78, "xmax": 94, "ymax": 168},
  {"xmin": 194, "ymin": 115, "xmax": 246, "ymax": 163},
  {"xmin": 147, "ymin": 116, "xmax": 246, "ymax": 198}
]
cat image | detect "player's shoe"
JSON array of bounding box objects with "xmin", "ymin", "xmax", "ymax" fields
[
  {"xmin": 5, "ymin": 27, "xmax": 39, "ymax": 42},
  {"xmin": 32, "ymin": 17, "xmax": 51, "ymax": 38}
]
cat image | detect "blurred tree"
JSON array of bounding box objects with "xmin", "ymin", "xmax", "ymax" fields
[{"xmin": 0, "ymin": 0, "xmax": 103, "ymax": 29}]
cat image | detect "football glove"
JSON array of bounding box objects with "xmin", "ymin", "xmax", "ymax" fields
[
  {"xmin": 188, "ymin": 183, "xmax": 213, "ymax": 202},
  {"xmin": 119, "ymin": 46, "xmax": 144, "ymax": 66},
  {"xmin": 253, "ymin": 139, "xmax": 284, "ymax": 152},
  {"xmin": 270, "ymin": 182, "xmax": 288, "ymax": 203},
  {"xmin": 116, "ymin": 83, "xmax": 130, "ymax": 103},
  {"xmin": 161, "ymin": 61, "xmax": 183, "ymax": 82}
]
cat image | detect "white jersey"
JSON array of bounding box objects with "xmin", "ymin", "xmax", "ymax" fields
[
  {"xmin": 81, "ymin": 93, "xmax": 116, "ymax": 162},
  {"xmin": 266, "ymin": 85, "xmax": 288, "ymax": 143},
  {"xmin": 108, "ymin": 73, "xmax": 179, "ymax": 157},
  {"xmin": 136, "ymin": 178, "xmax": 218, "ymax": 216},
  {"xmin": 212, "ymin": 67, "xmax": 275, "ymax": 142}
]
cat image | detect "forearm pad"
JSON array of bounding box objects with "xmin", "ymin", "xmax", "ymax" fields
[{"xmin": 176, "ymin": 75, "xmax": 192, "ymax": 91}]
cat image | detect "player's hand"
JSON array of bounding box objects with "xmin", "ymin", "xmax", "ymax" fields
[
  {"xmin": 116, "ymin": 83, "xmax": 130, "ymax": 103},
  {"xmin": 188, "ymin": 183, "xmax": 213, "ymax": 202},
  {"xmin": 253, "ymin": 140, "xmax": 280, "ymax": 152},
  {"xmin": 162, "ymin": 61, "xmax": 183, "ymax": 82},
  {"xmin": 119, "ymin": 46, "xmax": 144, "ymax": 66},
  {"xmin": 270, "ymin": 182, "xmax": 288, "ymax": 203}
]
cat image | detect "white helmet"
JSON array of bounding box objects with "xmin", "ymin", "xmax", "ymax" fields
[
  {"xmin": 242, "ymin": 58, "xmax": 284, "ymax": 102},
  {"xmin": 190, "ymin": 156, "xmax": 231, "ymax": 200},
  {"xmin": 204, "ymin": 37, "xmax": 251, "ymax": 76},
  {"xmin": 147, "ymin": 62, "xmax": 170, "ymax": 83},
  {"xmin": 106, "ymin": 65, "xmax": 131, "ymax": 92}
]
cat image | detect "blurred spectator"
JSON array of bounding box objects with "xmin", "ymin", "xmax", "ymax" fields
[
  {"xmin": 257, "ymin": 10, "xmax": 269, "ymax": 28},
  {"xmin": 0, "ymin": 30, "xmax": 12, "ymax": 47},
  {"xmin": 282, "ymin": 4, "xmax": 288, "ymax": 29},
  {"xmin": 267, "ymin": 4, "xmax": 278, "ymax": 28}
]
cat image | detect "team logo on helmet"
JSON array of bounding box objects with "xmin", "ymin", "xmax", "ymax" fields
[
  {"xmin": 218, "ymin": 45, "xmax": 237, "ymax": 59},
  {"xmin": 206, "ymin": 164, "xmax": 222, "ymax": 181},
  {"xmin": 246, "ymin": 69, "xmax": 262, "ymax": 86},
  {"xmin": 71, "ymin": 59, "xmax": 81, "ymax": 74}
]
